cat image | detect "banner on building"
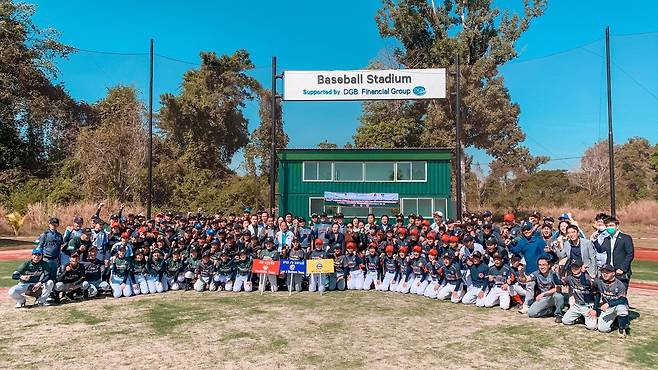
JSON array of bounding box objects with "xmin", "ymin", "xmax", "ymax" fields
[
  {"xmin": 252, "ymin": 259, "xmax": 280, "ymax": 275},
  {"xmin": 283, "ymin": 69, "xmax": 446, "ymax": 101},
  {"xmin": 324, "ymin": 192, "xmax": 399, "ymax": 207},
  {"xmin": 306, "ymin": 259, "xmax": 335, "ymax": 274},
  {"xmin": 280, "ymin": 259, "xmax": 306, "ymax": 274}
]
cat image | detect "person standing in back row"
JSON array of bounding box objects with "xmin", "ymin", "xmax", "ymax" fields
[{"xmin": 593, "ymin": 217, "xmax": 634, "ymax": 288}]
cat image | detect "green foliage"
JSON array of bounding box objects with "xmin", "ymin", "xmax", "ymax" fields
[
  {"xmin": 481, "ymin": 170, "xmax": 573, "ymax": 211},
  {"xmin": 158, "ymin": 50, "xmax": 260, "ymax": 174},
  {"xmin": 356, "ymin": 0, "xmax": 549, "ymax": 175},
  {"xmin": 244, "ymin": 89, "xmax": 287, "ymax": 177},
  {"xmin": 317, "ymin": 140, "xmax": 339, "ymax": 149}
]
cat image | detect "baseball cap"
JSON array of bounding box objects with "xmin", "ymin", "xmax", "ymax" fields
[
  {"xmin": 570, "ymin": 259, "xmax": 583, "ymax": 267},
  {"xmin": 462, "ymin": 235, "xmax": 474, "ymax": 243},
  {"xmin": 601, "ymin": 263, "xmax": 615, "ymax": 272},
  {"xmin": 482, "ymin": 222, "xmax": 493, "ymax": 229},
  {"xmin": 521, "ymin": 222, "xmax": 534, "ymax": 231},
  {"xmin": 483, "ymin": 210, "xmax": 493, "ymax": 217},
  {"xmin": 433, "ymin": 211, "xmax": 444, "ymax": 217},
  {"xmin": 265, "ymin": 237, "xmax": 274, "ymax": 244},
  {"xmin": 48, "ymin": 217, "xmax": 60, "ymax": 225},
  {"xmin": 471, "ymin": 251, "xmax": 482, "ymax": 258},
  {"xmin": 559, "ymin": 213, "xmax": 570, "ymax": 221},
  {"xmin": 73, "ymin": 216, "xmax": 83, "ymax": 224},
  {"xmin": 31, "ymin": 248, "xmax": 43, "ymax": 255}
]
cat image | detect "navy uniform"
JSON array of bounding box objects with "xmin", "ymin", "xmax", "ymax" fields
[
  {"xmin": 561, "ymin": 261, "xmax": 597, "ymax": 330},
  {"xmin": 308, "ymin": 243, "xmax": 327, "ymax": 293},
  {"xmin": 436, "ymin": 254, "xmax": 464, "ymax": 302},
  {"xmin": 345, "ymin": 244, "xmax": 364, "ymax": 290},
  {"xmin": 82, "ymin": 247, "xmax": 110, "ymax": 297},
  {"xmin": 461, "ymin": 252, "xmax": 489, "ymax": 306},
  {"xmin": 596, "ymin": 264, "xmax": 629, "ymax": 336},
  {"xmin": 146, "ymin": 250, "xmax": 166, "ymax": 293},
  {"xmin": 395, "ymin": 248, "xmax": 413, "ymax": 293},
  {"xmin": 214, "ymin": 253, "xmax": 235, "ymax": 291},
  {"xmin": 288, "ymin": 246, "xmax": 306, "ymax": 292},
  {"xmin": 328, "ymin": 248, "xmax": 346, "ymax": 291},
  {"xmin": 526, "ymin": 258, "xmax": 564, "ymax": 319},
  {"xmin": 408, "ymin": 246, "xmax": 428, "ymax": 295},
  {"xmin": 194, "ymin": 253, "xmax": 216, "ymax": 291},
  {"xmin": 55, "ymin": 252, "xmax": 88, "ymax": 299},
  {"xmin": 164, "ymin": 250, "xmax": 186, "ymax": 291},
  {"xmin": 378, "ymin": 246, "xmax": 399, "ymax": 291},
  {"xmin": 484, "ymin": 255, "xmax": 513, "ymax": 309},
  {"xmin": 422, "ymin": 250, "xmax": 442, "ymax": 298}
]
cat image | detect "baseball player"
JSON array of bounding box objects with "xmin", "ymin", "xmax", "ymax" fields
[
  {"xmin": 461, "ymin": 251, "xmax": 489, "ymax": 307},
  {"xmin": 82, "ymin": 246, "xmax": 110, "ymax": 297},
  {"xmin": 258, "ymin": 237, "xmax": 280, "ymax": 292},
  {"xmin": 54, "ymin": 252, "xmax": 89, "ymax": 300},
  {"xmin": 8, "ymin": 248, "xmax": 54, "ymax": 308},
  {"xmin": 308, "ymin": 238, "xmax": 327, "ymax": 292},
  {"xmin": 422, "ymin": 248, "xmax": 442, "ymax": 298},
  {"xmin": 184, "ymin": 247, "xmax": 200, "ymax": 290},
  {"xmin": 146, "ymin": 249, "xmax": 166, "ymax": 293},
  {"xmin": 328, "ymin": 246, "xmax": 346, "ymax": 291},
  {"xmin": 288, "ymin": 239, "xmax": 306, "ymax": 292},
  {"xmin": 109, "ymin": 246, "xmax": 133, "ymax": 298},
  {"xmin": 194, "ymin": 251, "xmax": 217, "ymax": 292},
  {"xmin": 214, "ymin": 252, "xmax": 234, "ymax": 291},
  {"xmin": 378, "ymin": 245, "xmax": 399, "ymax": 292},
  {"xmin": 436, "ymin": 252, "xmax": 464, "ymax": 303},
  {"xmin": 526, "ymin": 256, "xmax": 565, "ymax": 322},
  {"xmin": 508, "ymin": 255, "xmax": 527, "ymax": 307},
  {"xmin": 409, "ymin": 245, "xmax": 428, "ymax": 295},
  {"xmin": 596, "ymin": 263, "xmax": 630, "ymax": 338},
  {"xmin": 362, "ymin": 243, "xmax": 381, "ymax": 290},
  {"xmin": 484, "ymin": 253, "xmax": 513, "ymax": 309},
  {"xmin": 164, "ymin": 249, "xmax": 186, "ymax": 291},
  {"xmin": 345, "ymin": 242, "xmax": 364, "ymax": 290},
  {"xmin": 232, "ymin": 250, "xmax": 253, "ymax": 292},
  {"xmin": 131, "ymin": 251, "xmax": 148, "ymax": 295},
  {"xmin": 560, "ymin": 260, "xmax": 597, "ymax": 330},
  {"xmin": 395, "ymin": 247, "xmax": 413, "ymax": 294}
]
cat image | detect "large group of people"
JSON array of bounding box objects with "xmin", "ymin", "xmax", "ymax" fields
[{"xmin": 8, "ymin": 203, "xmax": 635, "ymax": 338}]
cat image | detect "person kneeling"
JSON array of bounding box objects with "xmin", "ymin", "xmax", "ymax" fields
[
  {"xmin": 596, "ymin": 264, "xmax": 630, "ymax": 338},
  {"xmin": 526, "ymin": 256, "xmax": 564, "ymax": 322},
  {"xmin": 561, "ymin": 260, "xmax": 598, "ymax": 330},
  {"xmin": 436, "ymin": 252, "xmax": 464, "ymax": 303},
  {"xmin": 8, "ymin": 248, "xmax": 54, "ymax": 308},
  {"xmin": 55, "ymin": 252, "xmax": 89, "ymax": 301},
  {"xmin": 194, "ymin": 251, "xmax": 216, "ymax": 292}
]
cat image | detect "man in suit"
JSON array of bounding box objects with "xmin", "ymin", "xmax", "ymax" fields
[{"xmin": 593, "ymin": 216, "xmax": 634, "ymax": 288}]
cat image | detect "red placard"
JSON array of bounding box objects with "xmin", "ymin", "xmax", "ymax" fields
[{"xmin": 251, "ymin": 259, "xmax": 280, "ymax": 275}]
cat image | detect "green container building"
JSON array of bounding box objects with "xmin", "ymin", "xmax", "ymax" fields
[{"xmin": 277, "ymin": 148, "xmax": 453, "ymax": 219}]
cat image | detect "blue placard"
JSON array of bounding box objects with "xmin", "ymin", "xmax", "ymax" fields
[{"xmin": 280, "ymin": 259, "xmax": 306, "ymax": 274}]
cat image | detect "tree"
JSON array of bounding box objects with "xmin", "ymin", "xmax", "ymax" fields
[
  {"xmin": 354, "ymin": 0, "xmax": 548, "ymax": 171},
  {"xmin": 615, "ymin": 137, "xmax": 655, "ymax": 201},
  {"xmin": 0, "ymin": 1, "xmax": 86, "ymax": 172},
  {"xmin": 72, "ymin": 86, "xmax": 147, "ymax": 202},
  {"xmin": 158, "ymin": 50, "xmax": 260, "ymax": 174},
  {"xmin": 244, "ymin": 89, "xmax": 287, "ymax": 177},
  {"xmin": 317, "ymin": 140, "xmax": 338, "ymax": 149},
  {"xmin": 569, "ymin": 140, "xmax": 610, "ymax": 200}
]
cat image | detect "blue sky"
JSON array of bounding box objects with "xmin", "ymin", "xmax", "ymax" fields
[{"xmin": 31, "ymin": 0, "xmax": 658, "ymax": 173}]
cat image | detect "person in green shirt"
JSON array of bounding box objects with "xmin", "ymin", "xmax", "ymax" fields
[
  {"xmin": 8, "ymin": 249, "xmax": 55, "ymax": 308},
  {"xmin": 232, "ymin": 250, "xmax": 253, "ymax": 292}
]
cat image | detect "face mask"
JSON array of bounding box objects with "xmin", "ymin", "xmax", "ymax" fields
[
  {"xmin": 606, "ymin": 227, "xmax": 616, "ymax": 235},
  {"xmin": 597, "ymin": 225, "xmax": 606, "ymax": 232}
]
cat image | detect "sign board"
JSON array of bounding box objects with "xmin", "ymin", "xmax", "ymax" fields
[
  {"xmin": 306, "ymin": 259, "xmax": 335, "ymax": 274},
  {"xmin": 280, "ymin": 259, "xmax": 306, "ymax": 274},
  {"xmin": 283, "ymin": 69, "xmax": 446, "ymax": 101},
  {"xmin": 251, "ymin": 259, "xmax": 280, "ymax": 275},
  {"xmin": 324, "ymin": 192, "xmax": 399, "ymax": 207}
]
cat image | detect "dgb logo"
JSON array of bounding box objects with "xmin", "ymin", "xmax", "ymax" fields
[
  {"xmin": 316, "ymin": 262, "xmax": 323, "ymax": 270},
  {"xmin": 413, "ymin": 86, "xmax": 426, "ymax": 96}
]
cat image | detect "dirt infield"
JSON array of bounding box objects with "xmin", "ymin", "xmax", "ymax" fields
[
  {"xmin": 636, "ymin": 248, "xmax": 658, "ymax": 261},
  {"xmin": 0, "ymin": 249, "xmax": 31, "ymax": 260}
]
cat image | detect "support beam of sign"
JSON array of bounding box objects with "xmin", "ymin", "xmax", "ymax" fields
[
  {"xmin": 453, "ymin": 53, "xmax": 463, "ymax": 220},
  {"xmin": 270, "ymin": 56, "xmax": 283, "ymax": 214},
  {"xmin": 605, "ymin": 27, "xmax": 616, "ymax": 217}
]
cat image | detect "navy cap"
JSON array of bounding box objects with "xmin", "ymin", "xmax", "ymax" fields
[
  {"xmin": 521, "ymin": 223, "xmax": 534, "ymax": 231},
  {"xmin": 31, "ymin": 248, "xmax": 43, "ymax": 255},
  {"xmin": 483, "ymin": 210, "xmax": 493, "ymax": 217},
  {"xmin": 601, "ymin": 263, "xmax": 615, "ymax": 272},
  {"xmin": 462, "ymin": 235, "xmax": 474, "ymax": 243}
]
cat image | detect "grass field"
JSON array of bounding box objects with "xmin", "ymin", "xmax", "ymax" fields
[
  {"xmin": 0, "ymin": 260, "xmax": 21, "ymax": 288},
  {"xmin": 0, "ymin": 290, "xmax": 657, "ymax": 369},
  {"xmin": 633, "ymin": 260, "xmax": 658, "ymax": 283}
]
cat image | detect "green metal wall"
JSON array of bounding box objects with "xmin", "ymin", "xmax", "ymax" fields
[{"xmin": 277, "ymin": 149, "xmax": 452, "ymax": 218}]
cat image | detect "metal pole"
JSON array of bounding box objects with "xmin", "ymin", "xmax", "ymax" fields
[
  {"xmin": 605, "ymin": 27, "xmax": 616, "ymax": 217},
  {"xmin": 269, "ymin": 56, "xmax": 277, "ymax": 215},
  {"xmin": 147, "ymin": 39, "xmax": 154, "ymax": 219},
  {"xmin": 454, "ymin": 53, "xmax": 463, "ymax": 220}
]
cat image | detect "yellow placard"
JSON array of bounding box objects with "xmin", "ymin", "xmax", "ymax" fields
[{"xmin": 306, "ymin": 258, "xmax": 335, "ymax": 274}]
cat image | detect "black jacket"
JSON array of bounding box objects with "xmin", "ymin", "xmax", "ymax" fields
[{"xmin": 594, "ymin": 232, "xmax": 634, "ymax": 275}]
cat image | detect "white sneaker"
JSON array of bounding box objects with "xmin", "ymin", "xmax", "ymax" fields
[
  {"xmin": 518, "ymin": 304, "xmax": 529, "ymax": 314},
  {"xmin": 15, "ymin": 301, "xmax": 26, "ymax": 309}
]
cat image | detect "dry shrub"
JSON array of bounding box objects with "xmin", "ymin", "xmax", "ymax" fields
[
  {"xmin": 14, "ymin": 201, "xmax": 144, "ymax": 236},
  {"xmin": 0, "ymin": 206, "xmax": 13, "ymax": 235}
]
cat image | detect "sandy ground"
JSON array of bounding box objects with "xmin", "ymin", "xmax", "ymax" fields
[{"xmin": 0, "ymin": 288, "xmax": 657, "ymax": 370}]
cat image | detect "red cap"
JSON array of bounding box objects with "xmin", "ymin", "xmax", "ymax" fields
[
  {"xmin": 111, "ymin": 222, "xmax": 120, "ymax": 228},
  {"xmin": 410, "ymin": 229, "xmax": 419, "ymax": 236},
  {"xmin": 346, "ymin": 241, "xmax": 357, "ymax": 250},
  {"xmin": 449, "ymin": 236, "xmax": 459, "ymax": 243},
  {"xmin": 120, "ymin": 232, "xmax": 130, "ymax": 239},
  {"xmin": 399, "ymin": 246, "xmax": 408, "ymax": 254},
  {"xmin": 427, "ymin": 232, "xmax": 436, "ymax": 240},
  {"xmin": 441, "ymin": 234, "xmax": 450, "ymax": 243},
  {"xmin": 428, "ymin": 248, "xmax": 438, "ymax": 257},
  {"xmin": 138, "ymin": 227, "xmax": 147, "ymax": 234},
  {"xmin": 368, "ymin": 242, "xmax": 377, "ymax": 250},
  {"xmin": 503, "ymin": 213, "xmax": 515, "ymax": 222},
  {"xmin": 421, "ymin": 220, "xmax": 430, "ymax": 227},
  {"xmin": 314, "ymin": 238, "xmax": 324, "ymax": 246},
  {"xmin": 412, "ymin": 245, "xmax": 422, "ymax": 253},
  {"xmin": 398, "ymin": 227, "xmax": 407, "ymax": 235},
  {"xmin": 385, "ymin": 245, "xmax": 394, "ymax": 253}
]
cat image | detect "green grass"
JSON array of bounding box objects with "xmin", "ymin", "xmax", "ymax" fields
[
  {"xmin": 632, "ymin": 260, "xmax": 658, "ymax": 282},
  {"xmin": 0, "ymin": 259, "xmax": 22, "ymax": 288}
]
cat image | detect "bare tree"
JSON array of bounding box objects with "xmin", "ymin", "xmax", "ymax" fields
[{"xmin": 569, "ymin": 140, "xmax": 610, "ymax": 196}]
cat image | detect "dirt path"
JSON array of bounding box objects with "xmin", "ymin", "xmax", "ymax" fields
[{"xmin": 0, "ymin": 249, "xmax": 31, "ymax": 260}]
